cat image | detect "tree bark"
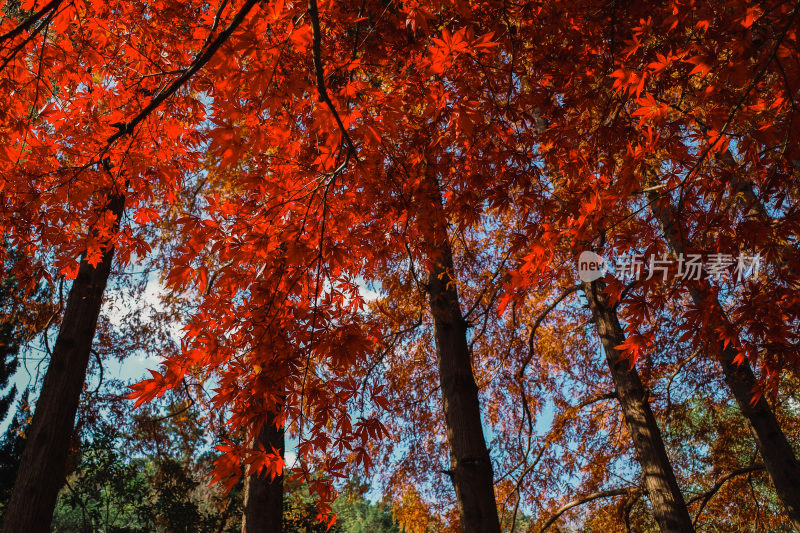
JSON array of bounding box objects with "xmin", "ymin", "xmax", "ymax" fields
[
  {"xmin": 241, "ymin": 410, "xmax": 284, "ymax": 533},
  {"xmin": 2, "ymin": 193, "xmax": 124, "ymax": 533},
  {"xmin": 422, "ymin": 172, "xmax": 501, "ymax": 533},
  {"xmin": 582, "ymin": 279, "xmax": 695, "ymax": 533},
  {"xmin": 647, "ymin": 190, "xmax": 800, "ymax": 529}
]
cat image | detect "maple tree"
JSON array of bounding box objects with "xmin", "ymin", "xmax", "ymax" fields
[{"xmin": 1, "ymin": 0, "xmax": 799, "ymax": 531}]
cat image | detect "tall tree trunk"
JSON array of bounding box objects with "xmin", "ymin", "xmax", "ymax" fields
[
  {"xmin": 647, "ymin": 189, "xmax": 800, "ymax": 529},
  {"xmin": 582, "ymin": 279, "xmax": 694, "ymax": 533},
  {"xmin": 422, "ymin": 172, "xmax": 501, "ymax": 533},
  {"xmin": 2, "ymin": 193, "xmax": 124, "ymax": 533},
  {"xmin": 241, "ymin": 410, "xmax": 284, "ymax": 533}
]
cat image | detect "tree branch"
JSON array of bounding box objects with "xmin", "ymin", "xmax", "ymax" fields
[
  {"xmin": 0, "ymin": 0, "xmax": 61, "ymax": 44},
  {"xmin": 308, "ymin": 0, "xmax": 357, "ymax": 162},
  {"xmin": 520, "ymin": 284, "xmax": 580, "ymax": 378},
  {"xmin": 575, "ymin": 391, "xmax": 617, "ymax": 410},
  {"xmin": 107, "ymin": 0, "xmax": 260, "ymax": 143},
  {"xmin": 665, "ymin": 347, "xmax": 701, "ymax": 409},
  {"xmin": 539, "ymin": 487, "xmax": 636, "ymax": 533},
  {"xmin": 517, "ymin": 284, "xmax": 581, "ymax": 435},
  {"xmin": 688, "ymin": 464, "xmax": 765, "ymax": 525},
  {"xmin": 0, "ymin": 5, "xmax": 55, "ymax": 73}
]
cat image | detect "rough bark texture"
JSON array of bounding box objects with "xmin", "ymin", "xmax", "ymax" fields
[
  {"xmin": 241, "ymin": 411, "xmax": 284, "ymax": 533},
  {"xmin": 423, "ymin": 173, "xmax": 501, "ymax": 533},
  {"xmin": 2, "ymin": 193, "xmax": 124, "ymax": 533},
  {"xmin": 582, "ymin": 280, "xmax": 695, "ymax": 533},
  {"xmin": 648, "ymin": 190, "xmax": 800, "ymax": 529}
]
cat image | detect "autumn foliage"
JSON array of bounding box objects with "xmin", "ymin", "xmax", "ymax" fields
[{"xmin": 1, "ymin": 0, "xmax": 800, "ymax": 531}]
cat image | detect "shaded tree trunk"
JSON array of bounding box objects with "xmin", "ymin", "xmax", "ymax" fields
[
  {"xmin": 647, "ymin": 189, "xmax": 800, "ymax": 529},
  {"xmin": 422, "ymin": 172, "xmax": 501, "ymax": 533},
  {"xmin": 241, "ymin": 410, "xmax": 284, "ymax": 533},
  {"xmin": 582, "ymin": 279, "xmax": 694, "ymax": 533},
  {"xmin": 2, "ymin": 193, "xmax": 124, "ymax": 533}
]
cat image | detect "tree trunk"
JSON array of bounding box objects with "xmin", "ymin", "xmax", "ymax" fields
[
  {"xmin": 422, "ymin": 172, "xmax": 501, "ymax": 533},
  {"xmin": 647, "ymin": 190, "xmax": 800, "ymax": 529},
  {"xmin": 582, "ymin": 279, "xmax": 694, "ymax": 533},
  {"xmin": 241, "ymin": 410, "xmax": 284, "ymax": 533},
  {"xmin": 2, "ymin": 193, "xmax": 124, "ymax": 533}
]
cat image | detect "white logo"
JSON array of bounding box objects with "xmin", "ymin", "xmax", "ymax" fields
[{"xmin": 578, "ymin": 251, "xmax": 607, "ymax": 282}]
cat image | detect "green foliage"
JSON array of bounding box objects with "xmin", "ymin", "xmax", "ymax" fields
[
  {"xmin": 0, "ymin": 249, "xmax": 23, "ymax": 427},
  {"xmin": 283, "ymin": 480, "xmax": 332, "ymax": 533},
  {"xmin": 0, "ymin": 245, "xmax": 55, "ymax": 426},
  {"xmin": 0, "ymin": 246, "xmax": 46, "ymax": 520},
  {"xmin": 283, "ymin": 478, "xmax": 400, "ymax": 533},
  {"xmin": 330, "ymin": 479, "xmax": 400, "ymax": 533},
  {"xmin": 52, "ymin": 430, "xmax": 153, "ymax": 532},
  {"xmin": 50, "ymin": 426, "xmax": 402, "ymax": 533},
  {"xmin": 149, "ymin": 458, "xmax": 203, "ymax": 531},
  {"xmin": 51, "ymin": 427, "xmax": 238, "ymax": 533},
  {"xmin": 0, "ymin": 392, "xmax": 29, "ymax": 521}
]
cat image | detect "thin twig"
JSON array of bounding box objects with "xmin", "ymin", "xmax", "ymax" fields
[
  {"xmin": 665, "ymin": 347, "xmax": 701, "ymax": 409},
  {"xmin": 517, "ymin": 284, "xmax": 581, "ymax": 435}
]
